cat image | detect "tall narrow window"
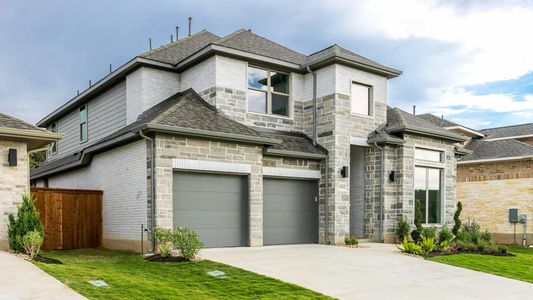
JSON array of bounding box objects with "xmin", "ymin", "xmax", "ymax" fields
[
  {"xmin": 247, "ymin": 66, "xmax": 289, "ymax": 116},
  {"xmin": 47, "ymin": 122, "xmax": 58, "ymax": 155},
  {"xmin": 351, "ymin": 82, "xmax": 371, "ymax": 116},
  {"xmin": 414, "ymin": 166, "xmax": 442, "ymax": 224},
  {"xmin": 79, "ymin": 104, "xmax": 88, "ymax": 142}
]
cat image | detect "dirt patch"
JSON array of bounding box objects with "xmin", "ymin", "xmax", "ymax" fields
[
  {"xmin": 145, "ymin": 254, "xmax": 190, "ymax": 262},
  {"xmin": 34, "ymin": 255, "xmax": 63, "ymax": 264}
]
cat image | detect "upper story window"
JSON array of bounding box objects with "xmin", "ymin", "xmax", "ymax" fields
[
  {"xmin": 351, "ymin": 82, "xmax": 372, "ymax": 116},
  {"xmin": 415, "ymin": 148, "xmax": 443, "ymax": 162},
  {"xmin": 247, "ymin": 66, "xmax": 289, "ymax": 116},
  {"xmin": 47, "ymin": 122, "xmax": 58, "ymax": 155},
  {"xmin": 79, "ymin": 104, "xmax": 88, "ymax": 142}
]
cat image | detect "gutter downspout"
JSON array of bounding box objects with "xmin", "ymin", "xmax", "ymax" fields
[
  {"xmin": 306, "ymin": 66, "xmax": 318, "ymax": 145},
  {"xmin": 373, "ymin": 142, "xmax": 385, "ymax": 243},
  {"xmin": 307, "ymin": 65, "xmax": 329, "ymax": 244},
  {"xmin": 139, "ymin": 130, "xmax": 156, "ymax": 252}
]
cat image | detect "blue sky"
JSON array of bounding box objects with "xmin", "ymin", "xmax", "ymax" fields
[{"xmin": 1, "ymin": 0, "xmax": 532, "ymax": 129}]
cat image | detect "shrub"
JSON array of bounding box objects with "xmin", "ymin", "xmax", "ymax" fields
[
  {"xmin": 421, "ymin": 227, "xmax": 436, "ymax": 240},
  {"xmin": 411, "ymin": 200, "xmax": 423, "ymax": 243},
  {"xmin": 452, "ymin": 201, "xmax": 462, "ymax": 236},
  {"xmin": 21, "ymin": 230, "xmax": 44, "ymax": 260},
  {"xmin": 8, "ymin": 194, "xmax": 44, "ymax": 253},
  {"xmin": 480, "ymin": 230, "xmax": 492, "ymax": 242},
  {"xmin": 462, "ymin": 219, "xmax": 480, "ymax": 232},
  {"xmin": 395, "ymin": 216, "xmax": 410, "ymax": 243},
  {"xmin": 345, "ymin": 236, "xmax": 359, "ymax": 246},
  {"xmin": 497, "ymin": 245, "xmax": 508, "ymax": 255},
  {"xmin": 420, "ymin": 237, "xmax": 435, "ymax": 254},
  {"xmin": 154, "ymin": 227, "xmax": 175, "ymax": 258},
  {"xmin": 397, "ymin": 237, "xmax": 423, "ymax": 256},
  {"xmin": 174, "ymin": 227, "xmax": 203, "ymax": 260},
  {"xmin": 437, "ymin": 227, "xmax": 454, "ymax": 244}
]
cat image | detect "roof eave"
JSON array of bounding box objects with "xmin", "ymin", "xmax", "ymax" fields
[
  {"xmin": 137, "ymin": 123, "xmax": 282, "ymax": 146},
  {"xmin": 458, "ymin": 155, "xmax": 533, "ymax": 165},
  {"xmin": 263, "ymin": 148, "xmax": 327, "ymax": 159},
  {"xmin": 388, "ymin": 125, "xmax": 467, "ymax": 142},
  {"xmin": 445, "ymin": 126, "xmax": 485, "ymax": 138},
  {"xmin": 305, "ymin": 53, "xmax": 402, "ymax": 78}
]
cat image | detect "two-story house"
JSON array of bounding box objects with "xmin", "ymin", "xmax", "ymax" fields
[{"xmin": 31, "ymin": 29, "xmax": 467, "ymax": 252}]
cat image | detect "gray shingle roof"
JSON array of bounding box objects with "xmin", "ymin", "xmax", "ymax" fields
[
  {"xmin": 307, "ymin": 44, "xmax": 400, "ymax": 75},
  {"xmin": 258, "ymin": 129, "xmax": 327, "ymax": 156},
  {"xmin": 480, "ymin": 123, "xmax": 533, "ymax": 139},
  {"xmin": 0, "ymin": 113, "xmax": 45, "ymax": 131},
  {"xmin": 417, "ymin": 113, "xmax": 462, "ymax": 128},
  {"xmin": 462, "ymin": 139, "xmax": 533, "ymax": 161},
  {"xmin": 214, "ymin": 29, "xmax": 309, "ymax": 65},
  {"xmin": 140, "ymin": 30, "xmax": 221, "ymax": 64}
]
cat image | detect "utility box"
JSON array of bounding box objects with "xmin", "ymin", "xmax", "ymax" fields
[{"xmin": 509, "ymin": 208, "xmax": 518, "ymax": 223}]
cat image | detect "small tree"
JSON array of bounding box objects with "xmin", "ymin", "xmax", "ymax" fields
[
  {"xmin": 21, "ymin": 230, "xmax": 44, "ymax": 260},
  {"xmin": 410, "ymin": 199, "xmax": 423, "ymax": 243},
  {"xmin": 452, "ymin": 201, "xmax": 462, "ymax": 236},
  {"xmin": 174, "ymin": 227, "xmax": 203, "ymax": 260},
  {"xmin": 395, "ymin": 216, "xmax": 410, "ymax": 243},
  {"xmin": 8, "ymin": 194, "xmax": 44, "ymax": 253}
]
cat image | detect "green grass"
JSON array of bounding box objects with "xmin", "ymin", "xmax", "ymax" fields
[
  {"xmin": 428, "ymin": 246, "xmax": 533, "ymax": 283},
  {"xmin": 34, "ymin": 248, "xmax": 332, "ymax": 300}
]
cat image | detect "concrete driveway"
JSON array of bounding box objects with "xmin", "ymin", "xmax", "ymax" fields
[
  {"xmin": 202, "ymin": 243, "xmax": 533, "ymax": 300},
  {"xmin": 0, "ymin": 251, "xmax": 85, "ymax": 300}
]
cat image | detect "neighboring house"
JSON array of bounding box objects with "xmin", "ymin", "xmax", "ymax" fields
[
  {"xmin": 0, "ymin": 113, "xmax": 62, "ymax": 250},
  {"xmin": 457, "ymin": 123, "xmax": 532, "ymax": 244},
  {"xmin": 31, "ymin": 29, "xmax": 468, "ymax": 251}
]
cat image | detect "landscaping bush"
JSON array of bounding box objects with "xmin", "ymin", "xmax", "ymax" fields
[
  {"xmin": 452, "ymin": 201, "xmax": 462, "ymax": 236},
  {"xmin": 154, "ymin": 227, "xmax": 175, "ymax": 258},
  {"xmin": 480, "ymin": 230, "xmax": 492, "ymax": 242},
  {"xmin": 457, "ymin": 220, "xmax": 481, "ymax": 244},
  {"xmin": 398, "ymin": 237, "xmax": 423, "ymax": 256},
  {"xmin": 410, "ymin": 200, "xmax": 423, "ymax": 243},
  {"xmin": 345, "ymin": 236, "xmax": 359, "ymax": 246},
  {"xmin": 421, "ymin": 227, "xmax": 436, "ymax": 240},
  {"xmin": 21, "ymin": 230, "xmax": 44, "ymax": 260},
  {"xmin": 8, "ymin": 194, "xmax": 43, "ymax": 253},
  {"xmin": 420, "ymin": 237, "xmax": 435, "ymax": 254},
  {"xmin": 395, "ymin": 216, "xmax": 410, "ymax": 243},
  {"xmin": 173, "ymin": 227, "xmax": 203, "ymax": 260},
  {"xmin": 437, "ymin": 227, "xmax": 454, "ymax": 244}
]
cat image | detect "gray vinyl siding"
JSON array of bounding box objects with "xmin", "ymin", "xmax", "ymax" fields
[{"xmin": 49, "ymin": 81, "xmax": 127, "ymax": 160}]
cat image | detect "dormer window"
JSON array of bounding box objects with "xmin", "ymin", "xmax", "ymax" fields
[
  {"xmin": 79, "ymin": 104, "xmax": 88, "ymax": 142},
  {"xmin": 247, "ymin": 66, "xmax": 289, "ymax": 116}
]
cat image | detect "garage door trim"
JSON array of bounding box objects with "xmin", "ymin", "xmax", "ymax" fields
[{"xmin": 173, "ymin": 158, "xmax": 252, "ymax": 174}]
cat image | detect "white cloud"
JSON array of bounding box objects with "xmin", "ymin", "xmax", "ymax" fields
[
  {"xmin": 332, "ymin": 0, "xmax": 533, "ymax": 85},
  {"xmin": 432, "ymin": 90, "xmax": 533, "ymax": 113}
]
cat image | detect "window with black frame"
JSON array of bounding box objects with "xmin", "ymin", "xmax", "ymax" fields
[{"xmin": 247, "ymin": 66, "xmax": 289, "ymax": 116}]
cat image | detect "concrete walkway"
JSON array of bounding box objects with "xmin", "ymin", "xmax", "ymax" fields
[
  {"xmin": 0, "ymin": 251, "xmax": 85, "ymax": 300},
  {"xmin": 202, "ymin": 243, "xmax": 533, "ymax": 300}
]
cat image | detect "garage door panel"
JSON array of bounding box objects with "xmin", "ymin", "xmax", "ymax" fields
[
  {"xmin": 173, "ymin": 192, "xmax": 243, "ymax": 210},
  {"xmin": 173, "ymin": 172, "xmax": 247, "ymax": 248},
  {"xmin": 264, "ymin": 178, "xmax": 318, "ymax": 245}
]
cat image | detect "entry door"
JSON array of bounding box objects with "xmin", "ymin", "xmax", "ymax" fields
[{"xmin": 263, "ymin": 178, "xmax": 318, "ymax": 245}]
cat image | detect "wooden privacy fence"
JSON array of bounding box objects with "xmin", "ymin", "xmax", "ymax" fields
[{"xmin": 31, "ymin": 187, "xmax": 103, "ymax": 250}]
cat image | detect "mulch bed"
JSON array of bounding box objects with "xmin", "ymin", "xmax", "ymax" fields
[
  {"xmin": 425, "ymin": 251, "xmax": 515, "ymax": 258},
  {"xmin": 144, "ymin": 254, "xmax": 190, "ymax": 262},
  {"xmin": 34, "ymin": 255, "xmax": 63, "ymax": 264}
]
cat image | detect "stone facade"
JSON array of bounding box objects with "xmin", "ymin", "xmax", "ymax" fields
[
  {"xmin": 458, "ymin": 160, "xmax": 533, "ymax": 244},
  {"xmin": 153, "ymin": 134, "xmax": 264, "ymax": 246},
  {"xmin": 0, "ymin": 141, "xmax": 29, "ymax": 250}
]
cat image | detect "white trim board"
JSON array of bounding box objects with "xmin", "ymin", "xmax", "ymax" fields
[
  {"xmin": 263, "ymin": 167, "xmax": 321, "ymax": 179},
  {"xmin": 172, "ymin": 159, "xmax": 252, "ymax": 174}
]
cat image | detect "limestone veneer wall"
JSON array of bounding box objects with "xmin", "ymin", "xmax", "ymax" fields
[{"xmin": 0, "ymin": 141, "xmax": 29, "ymax": 250}]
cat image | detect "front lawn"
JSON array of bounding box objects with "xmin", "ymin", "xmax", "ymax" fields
[
  {"xmin": 428, "ymin": 245, "xmax": 533, "ymax": 283},
  {"xmin": 34, "ymin": 248, "xmax": 331, "ymax": 300}
]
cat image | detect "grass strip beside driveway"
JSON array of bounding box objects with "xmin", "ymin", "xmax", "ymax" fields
[
  {"xmin": 428, "ymin": 246, "xmax": 533, "ymax": 283},
  {"xmin": 34, "ymin": 248, "xmax": 332, "ymax": 300}
]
